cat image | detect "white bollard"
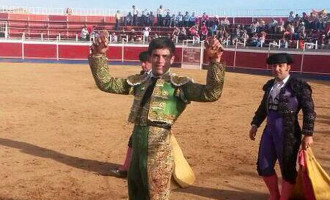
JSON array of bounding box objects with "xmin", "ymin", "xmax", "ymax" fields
[
  {"xmin": 296, "ymin": 40, "xmax": 299, "ymax": 49},
  {"xmin": 315, "ymin": 41, "xmax": 318, "ymax": 49}
]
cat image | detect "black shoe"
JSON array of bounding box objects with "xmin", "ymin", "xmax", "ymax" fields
[{"xmin": 110, "ymin": 169, "xmax": 128, "ymax": 178}]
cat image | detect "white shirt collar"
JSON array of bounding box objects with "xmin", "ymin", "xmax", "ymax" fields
[
  {"xmin": 275, "ymin": 74, "xmax": 290, "ymax": 85},
  {"xmin": 145, "ymin": 69, "xmax": 152, "ymax": 75}
]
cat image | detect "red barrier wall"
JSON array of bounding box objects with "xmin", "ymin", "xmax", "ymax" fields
[
  {"xmin": 24, "ymin": 44, "xmax": 57, "ymax": 59},
  {"xmin": 59, "ymin": 45, "xmax": 90, "ymax": 59},
  {"xmin": 290, "ymin": 54, "xmax": 303, "ymax": 72},
  {"xmin": 0, "ymin": 41, "xmax": 329, "ymax": 75},
  {"xmin": 107, "ymin": 46, "xmax": 122, "ymax": 61},
  {"xmin": 124, "ymin": 46, "xmax": 147, "ymax": 61},
  {"xmin": 303, "ymin": 55, "xmax": 330, "ymax": 74},
  {"xmin": 235, "ymin": 52, "xmax": 268, "ymax": 69},
  {"xmin": 174, "ymin": 48, "xmax": 183, "ymax": 63},
  {"xmin": 0, "ymin": 43, "xmax": 21, "ymax": 58}
]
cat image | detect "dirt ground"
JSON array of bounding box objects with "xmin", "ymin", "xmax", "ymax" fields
[{"xmin": 0, "ymin": 62, "xmax": 329, "ymax": 200}]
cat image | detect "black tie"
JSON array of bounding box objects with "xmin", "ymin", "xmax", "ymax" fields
[{"xmin": 141, "ymin": 77, "xmax": 158, "ymax": 107}]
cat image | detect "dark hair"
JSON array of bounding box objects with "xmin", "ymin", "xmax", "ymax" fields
[
  {"xmin": 266, "ymin": 53, "xmax": 293, "ymax": 65},
  {"xmin": 139, "ymin": 51, "xmax": 150, "ymax": 62},
  {"xmin": 148, "ymin": 37, "xmax": 175, "ymax": 55}
]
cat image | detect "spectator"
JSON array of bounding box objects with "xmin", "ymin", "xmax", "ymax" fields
[
  {"xmin": 321, "ymin": 34, "xmax": 330, "ymax": 49},
  {"xmin": 222, "ymin": 17, "xmax": 230, "ymax": 30},
  {"xmin": 250, "ymin": 20, "xmax": 258, "ymax": 34},
  {"xmin": 189, "ymin": 25, "xmax": 199, "ymax": 38},
  {"xmin": 211, "ymin": 16, "xmax": 220, "ymax": 27},
  {"xmin": 210, "ymin": 23, "xmax": 218, "ymax": 36},
  {"xmin": 132, "ymin": 5, "xmax": 139, "ymax": 26},
  {"xmin": 143, "ymin": 26, "xmax": 151, "ymax": 42},
  {"xmin": 176, "ymin": 12, "xmax": 183, "ymax": 27},
  {"xmin": 183, "ymin": 11, "xmax": 190, "ymax": 27},
  {"xmin": 314, "ymin": 13, "xmax": 322, "ymax": 30},
  {"xmin": 80, "ymin": 26, "xmax": 89, "ymax": 41},
  {"xmin": 171, "ymin": 26, "xmax": 180, "ymax": 41},
  {"xmin": 89, "ymin": 25, "xmax": 97, "ymax": 41},
  {"xmin": 268, "ymin": 18, "xmax": 278, "ymax": 33},
  {"xmin": 250, "ymin": 33, "xmax": 259, "ymax": 46},
  {"xmin": 235, "ymin": 24, "xmax": 241, "ymax": 38},
  {"xmin": 189, "ymin": 12, "xmax": 196, "ymax": 26},
  {"xmin": 65, "ymin": 8, "xmax": 72, "ymax": 15},
  {"xmin": 87, "ymin": 25, "xmax": 93, "ymax": 35},
  {"xmin": 164, "ymin": 12, "xmax": 171, "ymax": 27},
  {"xmin": 111, "ymin": 32, "xmax": 118, "ymax": 43},
  {"xmin": 115, "ymin": 10, "xmax": 121, "ymax": 30},
  {"xmin": 129, "ymin": 29, "xmax": 137, "ymax": 42},
  {"xmin": 287, "ymin": 11, "xmax": 294, "ymax": 23},
  {"xmin": 319, "ymin": 34, "xmax": 327, "ymax": 49},
  {"xmin": 257, "ymin": 31, "xmax": 266, "ymax": 47},
  {"xmin": 294, "ymin": 14, "xmax": 301, "ymax": 27},
  {"xmin": 148, "ymin": 12, "xmax": 155, "ymax": 26},
  {"xmin": 232, "ymin": 36, "xmax": 239, "ymax": 46},
  {"xmin": 200, "ymin": 22, "xmax": 208, "ymax": 40},
  {"xmin": 201, "ymin": 12, "xmax": 209, "ymax": 26},
  {"xmin": 169, "ymin": 14, "xmax": 176, "ymax": 27},
  {"xmin": 319, "ymin": 10, "xmax": 328, "ymax": 29},
  {"xmin": 297, "ymin": 21, "xmax": 306, "ymax": 39},
  {"xmin": 277, "ymin": 18, "xmax": 285, "ymax": 33},
  {"xmin": 179, "ymin": 27, "xmax": 187, "ymax": 40},
  {"xmin": 156, "ymin": 5, "xmax": 164, "ymax": 26},
  {"xmin": 195, "ymin": 16, "xmax": 201, "ymax": 27},
  {"xmin": 259, "ymin": 19, "xmax": 266, "ymax": 32},
  {"xmin": 241, "ymin": 30, "xmax": 249, "ymax": 44},
  {"xmin": 125, "ymin": 12, "xmax": 133, "ymax": 26},
  {"xmin": 283, "ymin": 23, "xmax": 294, "ymax": 40},
  {"xmin": 217, "ymin": 28, "xmax": 225, "ymax": 41},
  {"xmin": 223, "ymin": 32, "xmax": 231, "ymax": 46},
  {"xmin": 140, "ymin": 10, "xmax": 148, "ymax": 26},
  {"xmin": 302, "ymin": 12, "xmax": 310, "ymax": 29}
]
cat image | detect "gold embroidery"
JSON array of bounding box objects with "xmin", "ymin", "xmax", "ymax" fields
[
  {"xmin": 127, "ymin": 74, "xmax": 148, "ymax": 86},
  {"xmin": 170, "ymin": 74, "xmax": 192, "ymax": 86},
  {"xmin": 147, "ymin": 127, "xmax": 173, "ymax": 200}
]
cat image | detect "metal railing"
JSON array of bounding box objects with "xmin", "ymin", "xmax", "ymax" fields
[{"xmin": 0, "ymin": 21, "xmax": 8, "ymax": 38}]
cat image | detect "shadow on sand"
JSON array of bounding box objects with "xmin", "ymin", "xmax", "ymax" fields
[
  {"xmin": 0, "ymin": 138, "xmax": 121, "ymax": 177},
  {"xmin": 174, "ymin": 185, "xmax": 268, "ymax": 200}
]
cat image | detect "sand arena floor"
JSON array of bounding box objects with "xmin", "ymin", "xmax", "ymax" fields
[{"xmin": 0, "ymin": 62, "xmax": 329, "ymax": 200}]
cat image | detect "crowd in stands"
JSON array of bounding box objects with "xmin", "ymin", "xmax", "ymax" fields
[{"xmin": 79, "ymin": 6, "xmax": 330, "ymax": 49}]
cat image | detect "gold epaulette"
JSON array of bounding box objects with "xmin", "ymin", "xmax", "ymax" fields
[
  {"xmin": 170, "ymin": 74, "xmax": 193, "ymax": 87},
  {"xmin": 126, "ymin": 74, "xmax": 148, "ymax": 86}
]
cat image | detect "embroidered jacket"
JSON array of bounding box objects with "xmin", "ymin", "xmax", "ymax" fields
[{"xmin": 89, "ymin": 54, "xmax": 225, "ymax": 128}]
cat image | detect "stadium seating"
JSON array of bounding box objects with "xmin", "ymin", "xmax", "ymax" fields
[{"xmin": 0, "ymin": 11, "xmax": 292, "ymax": 42}]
